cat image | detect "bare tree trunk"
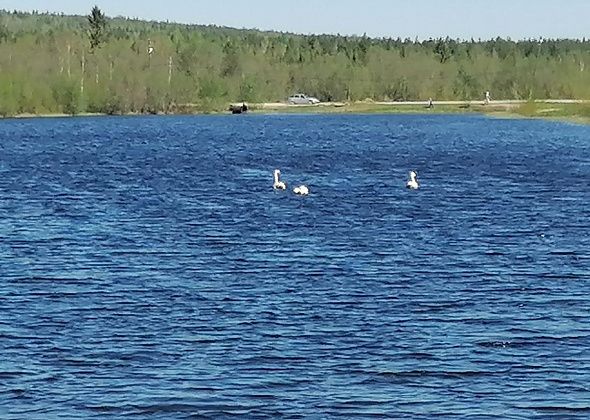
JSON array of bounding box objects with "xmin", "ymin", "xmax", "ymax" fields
[
  {"xmin": 67, "ymin": 43, "xmax": 71, "ymax": 78},
  {"xmin": 81, "ymin": 51, "xmax": 85, "ymax": 95}
]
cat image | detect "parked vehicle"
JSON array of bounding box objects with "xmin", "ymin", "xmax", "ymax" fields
[{"xmin": 288, "ymin": 93, "xmax": 320, "ymax": 105}]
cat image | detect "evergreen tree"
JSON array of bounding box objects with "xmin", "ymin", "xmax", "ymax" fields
[{"xmin": 87, "ymin": 6, "xmax": 107, "ymax": 51}]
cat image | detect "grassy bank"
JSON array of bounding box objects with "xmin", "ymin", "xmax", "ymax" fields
[
  {"xmin": 507, "ymin": 102, "xmax": 590, "ymax": 124},
  {"xmin": 249, "ymin": 101, "xmax": 508, "ymax": 115},
  {"xmin": 4, "ymin": 101, "xmax": 590, "ymax": 125},
  {"xmin": 249, "ymin": 100, "xmax": 590, "ymax": 124}
]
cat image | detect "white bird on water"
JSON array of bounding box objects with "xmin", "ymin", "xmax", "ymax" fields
[
  {"xmin": 293, "ymin": 185, "xmax": 309, "ymax": 195},
  {"xmin": 406, "ymin": 170, "xmax": 419, "ymax": 189},
  {"xmin": 273, "ymin": 169, "xmax": 287, "ymax": 190}
]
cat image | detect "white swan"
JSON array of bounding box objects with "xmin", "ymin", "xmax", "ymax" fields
[
  {"xmin": 273, "ymin": 169, "xmax": 287, "ymax": 190},
  {"xmin": 406, "ymin": 170, "xmax": 419, "ymax": 189},
  {"xmin": 293, "ymin": 185, "xmax": 309, "ymax": 195}
]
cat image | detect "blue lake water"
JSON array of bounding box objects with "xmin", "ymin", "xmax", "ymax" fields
[{"xmin": 1, "ymin": 113, "xmax": 589, "ymax": 418}]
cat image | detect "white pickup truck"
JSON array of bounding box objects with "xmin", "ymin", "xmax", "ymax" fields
[{"xmin": 288, "ymin": 93, "xmax": 320, "ymax": 105}]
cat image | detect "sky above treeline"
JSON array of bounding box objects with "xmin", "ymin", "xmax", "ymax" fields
[{"xmin": 2, "ymin": 0, "xmax": 590, "ymax": 40}]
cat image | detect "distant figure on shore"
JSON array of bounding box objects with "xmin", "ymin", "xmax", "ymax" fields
[
  {"xmin": 484, "ymin": 91, "xmax": 491, "ymax": 105},
  {"xmin": 427, "ymin": 98, "xmax": 434, "ymax": 109},
  {"xmin": 273, "ymin": 169, "xmax": 286, "ymax": 190},
  {"xmin": 406, "ymin": 171, "xmax": 419, "ymax": 190},
  {"xmin": 229, "ymin": 102, "xmax": 248, "ymax": 114}
]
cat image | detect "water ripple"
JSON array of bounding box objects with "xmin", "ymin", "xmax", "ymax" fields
[{"xmin": 1, "ymin": 114, "xmax": 589, "ymax": 418}]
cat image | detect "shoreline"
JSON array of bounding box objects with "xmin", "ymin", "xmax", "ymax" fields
[{"xmin": 3, "ymin": 100, "xmax": 590, "ymax": 125}]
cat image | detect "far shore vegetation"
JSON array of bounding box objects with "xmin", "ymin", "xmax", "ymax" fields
[{"xmin": 2, "ymin": 7, "xmax": 590, "ymax": 122}]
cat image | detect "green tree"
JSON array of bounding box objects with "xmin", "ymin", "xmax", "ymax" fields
[
  {"xmin": 0, "ymin": 76, "xmax": 19, "ymax": 117},
  {"xmin": 0, "ymin": 23, "xmax": 10, "ymax": 43},
  {"xmin": 221, "ymin": 40, "xmax": 240, "ymax": 77},
  {"xmin": 434, "ymin": 37, "xmax": 454, "ymax": 63},
  {"xmin": 52, "ymin": 78, "xmax": 80, "ymax": 115},
  {"xmin": 87, "ymin": 6, "xmax": 107, "ymax": 51}
]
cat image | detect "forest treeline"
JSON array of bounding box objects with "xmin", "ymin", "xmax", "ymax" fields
[{"xmin": 1, "ymin": 8, "xmax": 590, "ymax": 116}]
